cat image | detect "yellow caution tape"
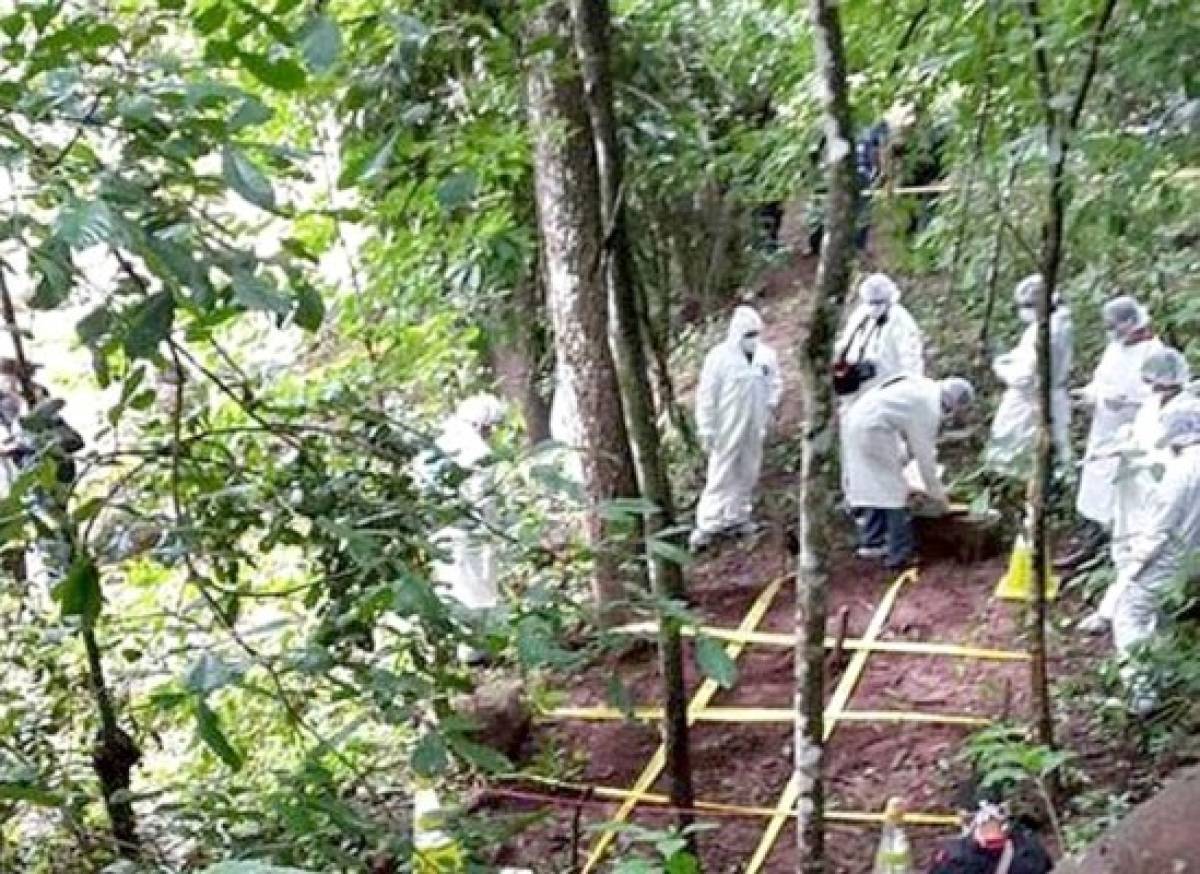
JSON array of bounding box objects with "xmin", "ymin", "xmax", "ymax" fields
[
  {"xmin": 746, "ymin": 570, "xmax": 913, "ymax": 874},
  {"xmin": 502, "ymin": 774, "xmax": 960, "ymax": 827},
  {"xmin": 611, "ymin": 621, "xmax": 1028, "ymax": 662},
  {"xmin": 582, "ymin": 574, "xmax": 788, "ymax": 873},
  {"xmin": 544, "ymin": 706, "xmax": 992, "ymax": 727}
]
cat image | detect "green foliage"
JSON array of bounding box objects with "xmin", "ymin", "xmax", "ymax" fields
[
  {"xmin": 601, "ymin": 822, "xmax": 713, "ymax": 874},
  {"xmin": 694, "ymin": 635, "xmax": 737, "ymax": 688}
]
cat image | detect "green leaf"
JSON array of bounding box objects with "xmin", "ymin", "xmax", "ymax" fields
[
  {"xmin": 222, "ymin": 146, "xmax": 276, "ymax": 211},
  {"xmin": 649, "ymin": 536, "xmax": 692, "ymax": 569},
  {"xmin": 411, "ymin": 731, "xmax": 449, "ymax": 778},
  {"xmin": 28, "ymin": 237, "xmax": 73, "ymax": 309},
  {"xmin": 436, "ymin": 171, "xmax": 477, "ymax": 210},
  {"xmin": 77, "ymin": 305, "xmax": 112, "ymax": 345},
  {"xmin": 194, "ymin": 3, "xmax": 229, "ymax": 35},
  {"xmin": 229, "ymin": 96, "xmax": 273, "ymax": 131},
  {"xmin": 1, "ymin": 12, "xmax": 25, "ymax": 40},
  {"xmin": 239, "ymin": 52, "xmax": 307, "ymax": 92},
  {"xmin": 695, "ymin": 636, "xmax": 736, "ymax": 688},
  {"xmin": 0, "ymin": 782, "xmax": 62, "ymax": 808},
  {"xmin": 56, "ymin": 199, "xmax": 126, "ymax": 249},
  {"xmin": 54, "ymin": 557, "xmax": 103, "ymax": 625},
  {"xmin": 299, "ymin": 14, "xmax": 340, "ymax": 72},
  {"xmin": 293, "ymin": 282, "xmax": 324, "ymax": 331},
  {"xmin": 606, "ymin": 674, "xmax": 635, "ymax": 720},
  {"xmin": 124, "ymin": 292, "xmax": 175, "ymax": 359},
  {"xmin": 88, "ymin": 23, "xmax": 121, "ymax": 47},
  {"xmin": 232, "ymin": 270, "xmax": 291, "ymax": 315},
  {"xmin": 194, "ymin": 698, "xmax": 244, "ymax": 772},
  {"xmin": 445, "ymin": 733, "xmax": 511, "ymax": 774},
  {"xmin": 665, "ymin": 852, "xmax": 700, "ymax": 874}
]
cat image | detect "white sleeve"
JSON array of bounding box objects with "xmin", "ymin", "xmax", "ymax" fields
[
  {"xmin": 903, "ymin": 404, "xmax": 945, "ymax": 502},
  {"xmin": 695, "ymin": 350, "xmax": 723, "ymax": 448},
  {"xmin": 894, "ymin": 310, "xmax": 925, "ymax": 377}
]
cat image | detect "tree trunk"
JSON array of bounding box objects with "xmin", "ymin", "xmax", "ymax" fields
[
  {"xmin": 1023, "ymin": 0, "xmax": 1120, "ymax": 749},
  {"xmin": 525, "ymin": 0, "xmax": 641, "ymax": 625},
  {"xmin": 797, "ymin": 1, "xmax": 859, "ymax": 870},
  {"xmin": 0, "ymin": 271, "xmax": 141, "ymax": 856},
  {"xmin": 489, "ymin": 272, "xmax": 551, "ymax": 446},
  {"xmin": 569, "ymin": 0, "xmax": 696, "ymax": 832}
]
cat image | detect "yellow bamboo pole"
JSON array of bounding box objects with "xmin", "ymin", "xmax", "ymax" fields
[
  {"xmin": 610, "ymin": 621, "xmax": 1028, "ymax": 662},
  {"xmin": 502, "ymin": 775, "xmax": 961, "ymax": 826}
]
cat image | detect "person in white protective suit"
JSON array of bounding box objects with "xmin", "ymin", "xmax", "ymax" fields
[
  {"xmin": 843, "ymin": 375, "xmax": 974, "ymax": 569},
  {"xmin": 1079, "ymin": 347, "xmax": 1192, "ymax": 633},
  {"xmin": 1060, "ymin": 296, "xmax": 1165, "ymax": 568},
  {"xmin": 689, "ymin": 306, "xmax": 782, "ymax": 551},
  {"xmin": 424, "ymin": 394, "xmax": 507, "ymax": 615},
  {"xmin": 832, "ymin": 273, "xmax": 924, "ymax": 405},
  {"xmin": 1110, "ymin": 400, "xmax": 1200, "ymax": 715},
  {"xmin": 984, "ymin": 274, "xmax": 1074, "ymax": 475}
]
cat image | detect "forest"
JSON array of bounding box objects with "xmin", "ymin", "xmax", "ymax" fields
[{"xmin": 0, "ymin": 0, "xmax": 1198, "ymax": 871}]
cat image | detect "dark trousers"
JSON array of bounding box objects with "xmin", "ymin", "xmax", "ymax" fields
[{"xmin": 859, "ymin": 507, "xmax": 915, "ymax": 568}]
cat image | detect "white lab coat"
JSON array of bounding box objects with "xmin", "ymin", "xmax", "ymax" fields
[
  {"xmin": 694, "ymin": 309, "xmax": 782, "ymax": 534},
  {"xmin": 833, "ymin": 302, "xmax": 924, "ymax": 402},
  {"xmin": 425, "ymin": 418, "xmax": 500, "ymax": 611},
  {"xmin": 1112, "ymin": 444, "xmax": 1200, "ymax": 654},
  {"xmin": 1076, "ymin": 336, "xmax": 1165, "ymax": 526},
  {"xmin": 985, "ymin": 310, "xmax": 1074, "ymax": 474},
  {"xmin": 843, "ymin": 376, "xmax": 946, "ymax": 510}
]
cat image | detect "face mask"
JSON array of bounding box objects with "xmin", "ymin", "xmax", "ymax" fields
[
  {"xmin": 866, "ymin": 302, "xmax": 888, "ymax": 320},
  {"xmin": 1018, "ymin": 306, "xmax": 1036, "ymax": 323},
  {"xmin": 740, "ymin": 336, "xmax": 758, "ymax": 357}
]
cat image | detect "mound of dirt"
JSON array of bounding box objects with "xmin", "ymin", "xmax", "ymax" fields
[{"xmin": 1053, "ymin": 764, "xmax": 1200, "ymax": 874}]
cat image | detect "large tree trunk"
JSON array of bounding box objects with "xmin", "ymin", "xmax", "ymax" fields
[
  {"xmin": 525, "ymin": 0, "xmax": 641, "ymax": 625},
  {"xmin": 1023, "ymin": 0, "xmax": 1119, "ymax": 749},
  {"xmin": 569, "ymin": 0, "xmax": 696, "ymax": 831},
  {"xmin": 489, "ymin": 271, "xmax": 551, "ymax": 446},
  {"xmin": 796, "ymin": 0, "xmax": 859, "ymax": 869}
]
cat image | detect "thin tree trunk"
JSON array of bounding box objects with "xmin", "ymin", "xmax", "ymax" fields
[
  {"xmin": 1023, "ymin": 0, "xmax": 1120, "ymax": 749},
  {"xmin": 569, "ymin": 0, "xmax": 696, "ymax": 832},
  {"xmin": 0, "ymin": 270, "xmax": 141, "ymax": 856},
  {"xmin": 797, "ymin": 0, "xmax": 859, "ymax": 870},
  {"xmin": 976, "ymin": 162, "xmax": 1020, "ymax": 360},
  {"xmin": 525, "ymin": 0, "xmax": 641, "ymax": 625}
]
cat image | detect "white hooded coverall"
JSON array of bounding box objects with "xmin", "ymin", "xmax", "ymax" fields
[
  {"xmin": 985, "ymin": 309, "xmax": 1074, "ymax": 474},
  {"xmin": 1112, "ymin": 442, "xmax": 1200, "ymax": 655},
  {"xmin": 1076, "ymin": 335, "xmax": 1165, "ymax": 527},
  {"xmin": 423, "ymin": 399, "xmax": 503, "ymax": 611},
  {"xmin": 843, "ymin": 376, "xmax": 947, "ymax": 510},
  {"xmin": 1095, "ymin": 391, "xmax": 1191, "ymax": 620},
  {"xmin": 694, "ymin": 307, "xmax": 782, "ymax": 535},
  {"xmin": 833, "ymin": 301, "xmax": 924, "ymax": 402}
]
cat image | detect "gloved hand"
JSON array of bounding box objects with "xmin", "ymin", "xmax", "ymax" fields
[{"xmin": 1104, "ymin": 395, "xmax": 1133, "ymax": 412}]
